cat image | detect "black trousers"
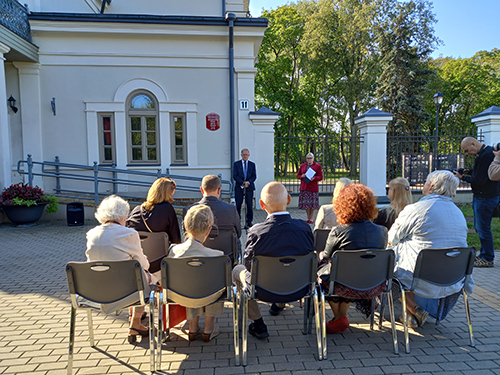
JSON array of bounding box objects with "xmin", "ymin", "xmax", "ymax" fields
[{"xmin": 235, "ymin": 187, "xmax": 253, "ymax": 225}]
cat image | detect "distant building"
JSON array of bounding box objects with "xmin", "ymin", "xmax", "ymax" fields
[{"xmin": 1, "ymin": 0, "xmax": 278, "ymax": 200}]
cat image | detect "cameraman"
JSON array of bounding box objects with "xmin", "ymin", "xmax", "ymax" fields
[
  {"xmin": 488, "ymin": 149, "xmax": 500, "ymax": 181},
  {"xmin": 453, "ymin": 137, "xmax": 499, "ymax": 268}
]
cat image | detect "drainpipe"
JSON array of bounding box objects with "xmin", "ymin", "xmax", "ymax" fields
[
  {"xmin": 222, "ymin": 0, "xmax": 226, "ymax": 16},
  {"xmin": 226, "ymin": 12, "xmax": 236, "ymax": 198}
]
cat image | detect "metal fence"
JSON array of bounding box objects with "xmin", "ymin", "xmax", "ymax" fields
[
  {"xmin": 387, "ymin": 128, "xmax": 480, "ymax": 190},
  {"xmin": 275, "ymin": 134, "xmax": 361, "ymax": 195},
  {"xmin": 16, "ymin": 155, "xmax": 233, "ymax": 207},
  {"xmin": 0, "ymin": 0, "xmax": 31, "ymax": 42}
]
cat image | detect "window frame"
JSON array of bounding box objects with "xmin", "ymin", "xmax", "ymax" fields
[
  {"xmin": 126, "ymin": 90, "xmax": 160, "ymax": 165},
  {"xmin": 98, "ymin": 112, "xmax": 116, "ymax": 165},
  {"xmin": 170, "ymin": 113, "xmax": 187, "ymax": 165}
]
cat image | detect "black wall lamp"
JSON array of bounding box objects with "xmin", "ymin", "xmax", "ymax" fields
[{"xmin": 7, "ymin": 95, "xmax": 18, "ymax": 113}]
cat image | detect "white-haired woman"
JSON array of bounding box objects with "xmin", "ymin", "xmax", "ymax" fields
[
  {"xmin": 314, "ymin": 177, "xmax": 353, "ymax": 230},
  {"xmin": 86, "ymin": 195, "xmax": 152, "ymax": 343},
  {"xmin": 297, "ymin": 152, "xmax": 323, "ymax": 223},
  {"xmin": 389, "ymin": 170, "xmax": 474, "ymax": 329}
]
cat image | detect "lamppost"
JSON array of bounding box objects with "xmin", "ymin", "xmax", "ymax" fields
[{"xmin": 433, "ymin": 92, "xmax": 444, "ymax": 170}]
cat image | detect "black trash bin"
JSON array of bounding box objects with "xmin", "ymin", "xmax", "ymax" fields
[{"xmin": 67, "ymin": 202, "xmax": 84, "ymax": 226}]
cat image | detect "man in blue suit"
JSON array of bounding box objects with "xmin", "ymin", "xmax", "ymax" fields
[{"xmin": 233, "ymin": 148, "xmax": 256, "ymax": 229}]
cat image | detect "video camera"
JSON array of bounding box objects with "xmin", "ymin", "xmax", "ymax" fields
[{"xmin": 447, "ymin": 168, "xmax": 465, "ymax": 175}]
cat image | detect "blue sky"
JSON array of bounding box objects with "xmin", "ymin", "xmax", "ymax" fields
[{"xmin": 248, "ymin": 0, "xmax": 499, "ymax": 59}]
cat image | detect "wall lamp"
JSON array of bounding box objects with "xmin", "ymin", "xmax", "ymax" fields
[{"xmin": 7, "ymin": 95, "xmax": 18, "ymax": 113}]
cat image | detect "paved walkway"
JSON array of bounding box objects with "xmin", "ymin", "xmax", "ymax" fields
[{"xmin": 0, "ymin": 209, "xmax": 499, "ymax": 374}]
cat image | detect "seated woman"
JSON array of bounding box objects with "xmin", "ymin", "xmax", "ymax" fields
[
  {"xmin": 128, "ymin": 177, "xmax": 182, "ymax": 244},
  {"xmin": 374, "ymin": 177, "xmax": 413, "ymax": 230},
  {"xmin": 318, "ymin": 184, "xmax": 388, "ymax": 334},
  {"xmin": 86, "ymin": 195, "xmax": 152, "ymax": 344},
  {"xmin": 389, "ymin": 170, "xmax": 474, "ymax": 329},
  {"xmin": 314, "ymin": 177, "xmax": 353, "ymax": 230},
  {"xmin": 168, "ymin": 204, "xmax": 224, "ymax": 342}
]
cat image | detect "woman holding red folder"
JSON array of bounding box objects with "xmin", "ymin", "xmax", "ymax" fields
[{"xmin": 297, "ymin": 152, "xmax": 323, "ymax": 223}]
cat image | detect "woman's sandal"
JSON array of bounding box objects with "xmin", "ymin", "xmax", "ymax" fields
[
  {"xmin": 128, "ymin": 312, "xmax": 147, "ymax": 322},
  {"xmin": 127, "ymin": 327, "xmax": 149, "ymax": 344},
  {"xmin": 202, "ymin": 326, "xmax": 220, "ymax": 342},
  {"xmin": 188, "ymin": 327, "xmax": 200, "ymax": 341}
]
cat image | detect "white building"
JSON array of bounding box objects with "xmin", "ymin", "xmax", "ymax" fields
[{"xmin": 1, "ymin": 0, "xmax": 278, "ymax": 202}]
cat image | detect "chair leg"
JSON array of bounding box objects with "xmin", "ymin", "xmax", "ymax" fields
[
  {"xmin": 232, "ymin": 286, "xmax": 240, "ymax": 366},
  {"xmin": 242, "ymin": 292, "xmax": 248, "ymax": 366},
  {"xmin": 320, "ymin": 290, "xmax": 327, "ymax": 360},
  {"xmin": 313, "ymin": 288, "xmax": 324, "ymax": 360},
  {"xmin": 67, "ymin": 305, "xmax": 76, "ymax": 375},
  {"xmin": 401, "ymin": 289, "xmax": 410, "ymax": 354},
  {"xmin": 302, "ymin": 296, "xmax": 309, "ymax": 334},
  {"xmin": 379, "ymin": 296, "xmax": 386, "ymax": 330},
  {"xmin": 387, "ymin": 291, "xmax": 399, "ymax": 355},
  {"xmin": 87, "ymin": 309, "xmax": 94, "ymax": 347},
  {"xmin": 149, "ymin": 290, "xmax": 156, "ymax": 373},
  {"xmin": 463, "ymin": 290, "xmax": 475, "ymax": 347}
]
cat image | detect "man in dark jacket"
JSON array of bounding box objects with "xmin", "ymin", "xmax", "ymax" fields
[
  {"xmin": 233, "ymin": 181, "xmax": 314, "ymax": 339},
  {"xmin": 454, "ymin": 137, "xmax": 500, "ymax": 267}
]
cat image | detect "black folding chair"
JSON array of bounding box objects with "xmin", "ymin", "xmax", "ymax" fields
[
  {"xmin": 241, "ymin": 252, "xmax": 326, "ymax": 364},
  {"xmin": 313, "ymin": 228, "xmax": 330, "ymax": 253},
  {"xmin": 65, "ymin": 260, "xmax": 154, "ymax": 374},
  {"xmin": 138, "ymin": 231, "xmax": 169, "ymax": 272},
  {"xmin": 153, "ymin": 256, "xmax": 239, "ymax": 369},
  {"xmin": 327, "ymin": 249, "xmax": 398, "ymax": 354},
  {"xmin": 398, "ymin": 247, "xmax": 476, "ymax": 353},
  {"xmin": 203, "ymin": 227, "xmax": 239, "ymax": 263}
]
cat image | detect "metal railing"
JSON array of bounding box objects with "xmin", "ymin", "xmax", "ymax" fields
[
  {"xmin": 387, "ymin": 128, "xmax": 479, "ymax": 190},
  {"xmin": 0, "ymin": 0, "xmax": 32, "ymax": 42},
  {"xmin": 275, "ymin": 134, "xmax": 361, "ymax": 195},
  {"xmin": 17, "ymin": 155, "xmax": 233, "ymax": 206}
]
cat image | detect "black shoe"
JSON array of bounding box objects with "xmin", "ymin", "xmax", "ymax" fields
[
  {"xmin": 269, "ymin": 303, "xmax": 284, "ymax": 316},
  {"xmin": 246, "ymin": 223, "xmax": 253, "ymax": 228},
  {"xmin": 243, "ymin": 225, "xmax": 249, "ymax": 230},
  {"xmin": 248, "ymin": 322, "xmax": 269, "ymax": 340}
]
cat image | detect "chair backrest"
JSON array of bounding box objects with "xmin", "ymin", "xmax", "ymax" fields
[
  {"xmin": 313, "ymin": 228, "xmax": 330, "ymax": 252},
  {"xmin": 411, "ymin": 247, "xmax": 475, "ymax": 289},
  {"xmin": 65, "ymin": 260, "xmax": 145, "ymax": 306},
  {"xmin": 329, "ymin": 249, "xmax": 394, "ymax": 294},
  {"xmin": 203, "ymin": 228, "xmax": 237, "ymax": 257},
  {"xmin": 161, "ymin": 256, "xmax": 231, "ymax": 305},
  {"xmin": 250, "ymin": 252, "xmax": 317, "ymax": 300},
  {"xmin": 138, "ymin": 231, "xmax": 169, "ymax": 260}
]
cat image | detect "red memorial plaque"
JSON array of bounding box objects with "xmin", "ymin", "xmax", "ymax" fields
[{"xmin": 206, "ymin": 113, "xmax": 220, "ymax": 131}]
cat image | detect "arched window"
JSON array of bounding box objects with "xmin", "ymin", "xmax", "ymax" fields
[{"xmin": 126, "ymin": 91, "xmax": 159, "ymax": 164}]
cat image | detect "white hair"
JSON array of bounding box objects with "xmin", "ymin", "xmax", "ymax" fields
[
  {"xmin": 427, "ymin": 170, "xmax": 459, "ymax": 198},
  {"xmin": 306, "ymin": 152, "xmax": 314, "ymax": 159},
  {"xmin": 95, "ymin": 195, "xmax": 130, "ymax": 224}
]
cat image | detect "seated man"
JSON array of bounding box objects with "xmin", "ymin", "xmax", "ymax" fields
[
  {"xmin": 233, "ymin": 181, "xmax": 314, "ymax": 339},
  {"xmin": 183, "ymin": 174, "xmax": 242, "ymax": 258}
]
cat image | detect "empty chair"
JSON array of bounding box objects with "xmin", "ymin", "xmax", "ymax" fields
[
  {"xmin": 65, "ymin": 260, "xmax": 154, "ymax": 374},
  {"xmin": 153, "ymin": 255, "xmax": 239, "ymax": 370},
  {"xmin": 138, "ymin": 231, "xmax": 169, "ymax": 272},
  {"xmin": 398, "ymin": 247, "xmax": 475, "ymax": 354},
  {"xmin": 327, "ymin": 249, "xmax": 398, "ymax": 354},
  {"xmin": 203, "ymin": 227, "xmax": 239, "ymax": 263},
  {"xmin": 241, "ymin": 252, "xmax": 325, "ymax": 364}
]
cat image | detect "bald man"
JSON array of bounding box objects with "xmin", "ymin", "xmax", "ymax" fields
[
  {"xmin": 233, "ymin": 181, "xmax": 314, "ymax": 339},
  {"xmin": 454, "ymin": 137, "xmax": 499, "ymax": 267}
]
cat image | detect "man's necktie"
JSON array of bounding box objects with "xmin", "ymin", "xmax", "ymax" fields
[{"xmin": 244, "ymin": 160, "xmax": 247, "ymax": 180}]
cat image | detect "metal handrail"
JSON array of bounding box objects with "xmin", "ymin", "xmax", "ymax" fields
[{"xmin": 17, "ymin": 155, "xmax": 233, "ymax": 206}]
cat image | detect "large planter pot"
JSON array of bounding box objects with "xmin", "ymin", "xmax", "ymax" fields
[{"xmin": 2, "ymin": 203, "xmax": 47, "ymax": 225}]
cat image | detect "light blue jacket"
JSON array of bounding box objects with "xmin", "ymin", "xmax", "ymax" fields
[{"xmin": 388, "ymin": 194, "xmax": 474, "ymax": 298}]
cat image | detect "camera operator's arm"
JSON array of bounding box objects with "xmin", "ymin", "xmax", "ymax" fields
[{"xmin": 488, "ymin": 150, "xmax": 500, "ymax": 181}]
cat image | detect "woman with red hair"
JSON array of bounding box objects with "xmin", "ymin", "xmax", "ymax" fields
[{"xmin": 317, "ymin": 184, "xmax": 388, "ymax": 334}]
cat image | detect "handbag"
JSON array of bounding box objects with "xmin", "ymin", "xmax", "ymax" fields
[{"xmin": 159, "ymin": 286, "xmax": 187, "ymax": 330}]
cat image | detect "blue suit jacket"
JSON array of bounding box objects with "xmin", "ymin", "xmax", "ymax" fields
[{"xmin": 233, "ymin": 159, "xmax": 256, "ymax": 191}]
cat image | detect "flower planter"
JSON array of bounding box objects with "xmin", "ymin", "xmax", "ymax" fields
[{"xmin": 2, "ymin": 203, "xmax": 48, "ymax": 225}]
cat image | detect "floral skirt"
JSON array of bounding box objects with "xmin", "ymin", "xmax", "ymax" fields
[{"xmin": 298, "ymin": 191, "xmax": 319, "ymax": 209}]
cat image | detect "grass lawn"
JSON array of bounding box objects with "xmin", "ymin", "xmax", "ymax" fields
[{"xmin": 458, "ymin": 203, "xmax": 500, "ymax": 250}]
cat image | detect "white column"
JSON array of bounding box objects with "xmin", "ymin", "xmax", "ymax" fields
[
  {"xmin": 0, "ymin": 42, "xmax": 12, "ymax": 188},
  {"xmin": 471, "ymin": 105, "xmax": 500, "ymax": 146},
  {"xmin": 249, "ymin": 107, "xmax": 279, "ymax": 205},
  {"xmin": 355, "ymin": 108, "xmax": 392, "ymax": 199},
  {"xmin": 12, "ymin": 62, "xmax": 44, "ymax": 187}
]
